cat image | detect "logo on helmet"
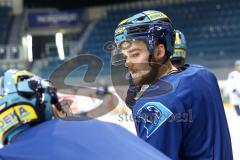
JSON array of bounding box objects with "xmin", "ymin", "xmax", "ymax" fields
[
  {"xmin": 115, "ymin": 27, "xmax": 126, "ymax": 35},
  {"xmin": 0, "ymin": 104, "xmax": 38, "ymax": 140},
  {"xmin": 147, "ymin": 12, "xmax": 168, "ymax": 21}
]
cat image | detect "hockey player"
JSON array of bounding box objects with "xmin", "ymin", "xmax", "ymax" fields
[
  {"xmin": 125, "ymin": 29, "xmax": 188, "ymax": 109},
  {"xmin": 0, "ymin": 69, "xmax": 170, "ymax": 160},
  {"xmin": 112, "ymin": 10, "xmax": 233, "ymax": 159},
  {"xmin": 226, "ymin": 60, "xmax": 240, "ymax": 116}
]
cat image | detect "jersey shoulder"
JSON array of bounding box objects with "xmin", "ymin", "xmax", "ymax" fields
[
  {"xmin": 179, "ymin": 64, "xmax": 216, "ymax": 85},
  {"xmin": 174, "ymin": 64, "xmax": 218, "ymax": 100},
  {"xmin": 146, "ymin": 64, "xmax": 214, "ymax": 97}
]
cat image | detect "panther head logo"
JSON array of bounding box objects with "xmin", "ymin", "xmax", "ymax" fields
[
  {"xmin": 136, "ymin": 102, "xmax": 173, "ymax": 138},
  {"xmin": 138, "ymin": 106, "xmax": 162, "ymax": 126}
]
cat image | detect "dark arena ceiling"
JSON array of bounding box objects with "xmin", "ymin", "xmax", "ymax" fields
[{"xmin": 24, "ymin": 0, "xmax": 139, "ymax": 9}]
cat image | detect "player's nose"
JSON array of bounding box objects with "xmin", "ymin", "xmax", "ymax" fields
[{"xmin": 125, "ymin": 57, "xmax": 133, "ymax": 69}]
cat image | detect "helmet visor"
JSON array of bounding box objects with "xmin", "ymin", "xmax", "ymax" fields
[{"xmin": 112, "ymin": 38, "xmax": 149, "ymax": 66}]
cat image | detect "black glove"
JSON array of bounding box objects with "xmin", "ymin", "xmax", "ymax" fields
[{"xmin": 125, "ymin": 75, "xmax": 141, "ymax": 109}]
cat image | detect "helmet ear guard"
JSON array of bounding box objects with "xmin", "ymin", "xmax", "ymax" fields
[
  {"xmin": 17, "ymin": 81, "xmax": 35, "ymax": 99},
  {"xmin": 170, "ymin": 30, "xmax": 187, "ymax": 66}
]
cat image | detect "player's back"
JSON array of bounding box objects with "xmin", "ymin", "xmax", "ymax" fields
[{"xmin": 0, "ymin": 119, "xmax": 170, "ymax": 160}]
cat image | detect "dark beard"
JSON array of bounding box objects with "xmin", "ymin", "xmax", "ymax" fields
[{"xmin": 134, "ymin": 63, "xmax": 160, "ymax": 86}]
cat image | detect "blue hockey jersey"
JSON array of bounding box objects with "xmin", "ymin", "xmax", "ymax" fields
[
  {"xmin": 131, "ymin": 64, "xmax": 233, "ymax": 160},
  {"xmin": 0, "ymin": 119, "xmax": 170, "ymax": 160}
]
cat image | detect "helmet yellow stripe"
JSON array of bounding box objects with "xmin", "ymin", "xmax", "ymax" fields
[
  {"xmin": 118, "ymin": 18, "xmax": 130, "ymax": 26},
  {"xmin": 175, "ymin": 32, "xmax": 181, "ymax": 45}
]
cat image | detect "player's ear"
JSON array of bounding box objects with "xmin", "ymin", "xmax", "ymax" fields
[{"xmin": 153, "ymin": 44, "xmax": 165, "ymax": 61}]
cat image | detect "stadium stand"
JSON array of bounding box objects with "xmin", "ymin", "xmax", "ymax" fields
[
  {"xmin": 0, "ymin": 6, "xmax": 12, "ymax": 44},
  {"xmin": 1, "ymin": 0, "xmax": 239, "ymax": 79},
  {"xmin": 81, "ymin": 0, "xmax": 240, "ymax": 63}
]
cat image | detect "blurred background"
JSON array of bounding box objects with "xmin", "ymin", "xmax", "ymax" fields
[{"xmin": 0, "ymin": 0, "xmax": 239, "ymax": 158}]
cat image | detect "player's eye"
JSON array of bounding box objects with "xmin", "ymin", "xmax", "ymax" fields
[{"xmin": 131, "ymin": 53, "xmax": 140, "ymax": 58}]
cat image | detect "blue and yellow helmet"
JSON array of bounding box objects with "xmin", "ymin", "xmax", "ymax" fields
[
  {"xmin": 112, "ymin": 10, "xmax": 175, "ymax": 65},
  {"xmin": 0, "ymin": 69, "xmax": 59, "ymax": 145},
  {"xmin": 170, "ymin": 30, "xmax": 187, "ymax": 65}
]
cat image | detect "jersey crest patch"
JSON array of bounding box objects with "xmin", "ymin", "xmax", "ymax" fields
[{"xmin": 136, "ymin": 102, "xmax": 173, "ymax": 138}]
